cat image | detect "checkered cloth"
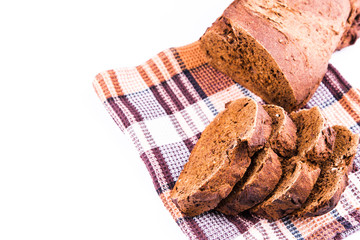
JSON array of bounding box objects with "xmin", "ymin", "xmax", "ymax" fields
[{"xmin": 93, "ymin": 41, "xmax": 360, "ymax": 240}]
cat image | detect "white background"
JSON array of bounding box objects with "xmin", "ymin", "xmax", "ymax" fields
[{"xmin": 0, "ymin": 1, "xmax": 359, "ymax": 239}]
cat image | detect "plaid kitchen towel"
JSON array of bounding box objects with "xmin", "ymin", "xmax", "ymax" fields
[{"xmin": 93, "ymin": 41, "xmax": 360, "ymax": 240}]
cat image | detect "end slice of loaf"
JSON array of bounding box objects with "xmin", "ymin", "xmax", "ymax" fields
[
  {"xmin": 293, "ymin": 126, "xmax": 359, "ymax": 217},
  {"xmin": 263, "ymin": 105, "xmax": 297, "ymax": 158},
  {"xmin": 250, "ymin": 157, "xmax": 320, "ymax": 220},
  {"xmin": 290, "ymin": 106, "xmax": 336, "ymax": 162},
  {"xmin": 216, "ymin": 148, "xmax": 282, "ymax": 215},
  {"xmin": 171, "ymin": 97, "xmax": 272, "ymax": 216}
]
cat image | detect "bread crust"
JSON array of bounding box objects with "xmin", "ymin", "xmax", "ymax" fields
[
  {"xmin": 250, "ymin": 159, "xmax": 320, "ymax": 220},
  {"xmin": 263, "ymin": 105, "xmax": 297, "ymax": 157},
  {"xmin": 293, "ymin": 125, "xmax": 359, "ymax": 217},
  {"xmin": 171, "ymin": 98, "xmax": 271, "ymax": 216},
  {"xmin": 216, "ymin": 148, "xmax": 282, "ymax": 215},
  {"xmin": 200, "ymin": 0, "xmax": 355, "ymax": 111},
  {"xmin": 290, "ymin": 107, "xmax": 336, "ymax": 163}
]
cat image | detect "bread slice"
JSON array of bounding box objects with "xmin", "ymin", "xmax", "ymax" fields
[
  {"xmin": 250, "ymin": 157, "xmax": 320, "ymax": 220},
  {"xmin": 216, "ymin": 148, "xmax": 282, "ymax": 215},
  {"xmin": 171, "ymin": 97, "xmax": 272, "ymax": 216},
  {"xmin": 293, "ymin": 126, "xmax": 359, "ymax": 217},
  {"xmin": 290, "ymin": 107, "xmax": 336, "ymax": 163},
  {"xmin": 200, "ymin": 0, "xmax": 356, "ymax": 112},
  {"xmin": 263, "ymin": 105, "xmax": 297, "ymax": 158}
]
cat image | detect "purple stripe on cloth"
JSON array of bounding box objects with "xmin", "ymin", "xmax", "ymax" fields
[
  {"xmin": 184, "ymin": 69, "xmax": 208, "ymax": 100},
  {"xmin": 328, "ymin": 64, "xmax": 352, "ymax": 91},
  {"xmin": 140, "ymin": 151, "xmax": 161, "ymax": 191},
  {"xmin": 183, "ymin": 217, "xmax": 209, "ymax": 240},
  {"xmin": 183, "ymin": 133, "xmax": 201, "ymax": 153},
  {"xmin": 170, "ymin": 47, "xmax": 186, "ymax": 71},
  {"xmin": 107, "ymin": 98, "xmax": 131, "ymax": 129},
  {"xmin": 150, "ymin": 147, "xmax": 175, "ymax": 193},
  {"xmin": 119, "ymin": 96, "xmax": 144, "ymax": 122},
  {"xmin": 172, "ymin": 73, "xmax": 198, "ymax": 105},
  {"xmin": 323, "ymin": 75, "xmax": 346, "ymax": 101},
  {"xmin": 150, "ymin": 86, "xmax": 173, "ymax": 115},
  {"xmin": 225, "ymin": 215, "xmax": 251, "ymax": 234},
  {"xmin": 322, "ymin": 65, "xmax": 352, "ymax": 101},
  {"xmin": 162, "ymin": 81, "xmax": 185, "ymax": 112}
]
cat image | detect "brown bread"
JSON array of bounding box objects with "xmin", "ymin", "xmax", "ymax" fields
[
  {"xmin": 293, "ymin": 126, "xmax": 359, "ymax": 217},
  {"xmin": 250, "ymin": 157, "xmax": 320, "ymax": 220},
  {"xmin": 263, "ymin": 105, "xmax": 297, "ymax": 158},
  {"xmin": 216, "ymin": 148, "xmax": 282, "ymax": 215},
  {"xmin": 200, "ymin": 0, "xmax": 359, "ymax": 112},
  {"xmin": 171, "ymin": 98, "xmax": 272, "ymax": 216},
  {"xmin": 290, "ymin": 107, "xmax": 336, "ymax": 163}
]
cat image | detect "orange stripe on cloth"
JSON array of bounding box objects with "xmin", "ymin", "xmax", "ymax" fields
[
  {"xmin": 159, "ymin": 190, "xmax": 184, "ymax": 221},
  {"xmin": 107, "ymin": 69, "xmax": 124, "ymax": 97},
  {"xmin": 158, "ymin": 51, "xmax": 178, "ymax": 78},
  {"xmin": 95, "ymin": 73, "xmax": 112, "ymax": 100},
  {"xmin": 175, "ymin": 41, "xmax": 208, "ymax": 70},
  {"xmin": 339, "ymin": 88, "xmax": 360, "ymax": 123},
  {"xmin": 147, "ymin": 58, "xmax": 167, "ymax": 83},
  {"xmin": 136, "ymin": 65, "xmax": 155, "ymax": 88}
]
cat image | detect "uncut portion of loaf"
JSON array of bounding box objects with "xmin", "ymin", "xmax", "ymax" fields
[
  {"xmin": 200, "ymin": 0, "xmax": 359, "ymax": 112},
  {"xmin": 216, "ymin": 148, "xmax": 282, "ymax": 215},
  {"xmin": 290, "ymin": 107, "xmax": 336, "ymax": 163},
  {"xmin": 250, "ymin": 157, "xmax": 320, "ymax": 220},
  {"xmin": 294, "ymin": 126, "xmax": 359, "ymax": 217},
  {"xmin": 171, "ymin": 98, "xmax": 272, "ymax": 216},
  {"xmin": 263, "ymin": 105, "xmax": 297, "ymax": 158}
]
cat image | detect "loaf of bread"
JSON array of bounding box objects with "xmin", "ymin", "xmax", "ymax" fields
[
  {"xmin": 200, "ymin": 0, "xmax": 360, "ymax": 112},
  {"xmin": 171, "ymin": 98, "xmax": 359, "ymax": 220}
]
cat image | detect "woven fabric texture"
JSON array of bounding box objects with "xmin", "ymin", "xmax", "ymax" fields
[{"xmin": 93, "ymin": 41, "xmax": 360, "ymax": 240}]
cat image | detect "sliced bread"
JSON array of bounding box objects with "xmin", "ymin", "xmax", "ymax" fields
[
  {"xmin": 290, "ymin": 106, "xmax": 336, "ymax": 163},
  {"xmin": 250, "ymin": 157, "xmax": 320, "ymax": 220},
  {"xmin": 263, "ymin": 105, "xmax": 297, "ymax": 158},
  {"xmin": 171, "ymin": 97, "xmax": 272, "ymax": 216},
  {"xmin": 216, "ymin": 148, "xmax": 282, "ymax": 215},
  {"xmin": 293, "ymin": 125, "xmax": 359, "ymax": 217}
]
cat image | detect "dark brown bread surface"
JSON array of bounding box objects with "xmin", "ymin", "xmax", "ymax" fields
[
  {"xmin": 290, "ymin": 107, "xmax": 336, "ymax": 163},
  {"xmin": 171, "ymin": 98, "xmax": 272, "ymax": 216},
  {"xmin": 250, "ymin": 157, "xmax": 320, "ymax": 220},
  {"xmin": 294, "ymin": 126, "xmax": 359, "ymax": 217},
  {"xmin": 216, "ymin": 148, "xmax": 282, "ymax": 215},
  {"xmin": 263, "ymin": 105, "xmax": 297, "ymax": 158},
  {"xmin": 200, "ymin": 0, "xmax": 358, "ymax": 112}
]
